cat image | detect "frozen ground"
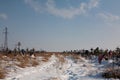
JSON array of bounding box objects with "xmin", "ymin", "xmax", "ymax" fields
[{"xmin": 1, "ymin": 55, "xmax": 115, "ymax": 80}]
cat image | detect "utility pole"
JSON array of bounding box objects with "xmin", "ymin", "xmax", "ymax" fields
[{"xmin": 3, "ymin": 27, "xmax": 8, "ymax": 51}]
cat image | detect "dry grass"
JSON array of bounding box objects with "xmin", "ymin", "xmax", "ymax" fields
[
  {"xmin": 102, "ymin": 68, "xmax": 120, "ymax": 79},
  {"xmin": 15, "ymin": 55, "xmax": 39, "ymax": 68},
  {"xmin": 0, "ymin": 52, "xmax": 82, "ymax": 79},
  {"xmin": 0, "ymin": 52, "xmax": 82, "ymax": 68},
  {"xmin": 35, "ymin": 52, "xmax": 53, "ymax": 62},
  {"xmin": 15, "ymin": 55, "xmax": 29, "ymax": 68},
  {"xmin": 55, "ymin": 53, "xmax": 65, "ymax": 64},
  {"xmin": 32, "ymin": 60, "xmax": 39, "ymax": 67},
  {"xmin": 0, "ymin": 54, "xmax": 8, "ymax": 79},
  {"xmin": 36, "ymin": 52, "xmax": 67, "ymax": 64},
  {"xmin": 0, "ymin": 53, "xmax": 39, "ymax": 68},
  {"xmin": 0, "ymin": 54, "xmax": 8, "ymax": 60},
  {"xmin": 61, "ymin": 52, "xmax": 81, "ymax": 59},
  {"xmin": 6, "ymin": 53, "xmax": 15, "ymax": 59},
  {"xmin": 0, "ymin": 54, "xmax": 3, "ymax": 59},
  {"xmin": 72, "ymin": 53, "xmax": 81, "ymax": 59},
  {"xmin": 0, "ymin": 67, "xmax": 6, "ymax": 79}
]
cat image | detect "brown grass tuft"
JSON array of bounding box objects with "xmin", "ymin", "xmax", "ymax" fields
[
  {"xmin": 102, "ymin": 68, "xmax": 120, "ymax": 79},
  {"xmin": 32, "ymin": 60, "xmax": 39, "ymax": 67},
  {"xmin": 35, "ymin": 52, "xmax": 53, "ymax": 62},
  {"xmin": 15, "ymin": 54, "xmax": 39, "ymax": 68},
  {"xmin": 0, "ymin": 68, "xmax": 6, "ymax": 79},
  {"xmin": 55, "ymin": 54, "xmax": 65, "ymax": 64}
]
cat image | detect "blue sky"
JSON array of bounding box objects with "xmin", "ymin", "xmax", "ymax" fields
[{"xmin": 0, "ymin": 0, "xmax": 120, "ymax": 51}]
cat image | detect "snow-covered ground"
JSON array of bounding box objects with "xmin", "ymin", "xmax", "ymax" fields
[{"xmin": 1, "ymin": 54, "xmax": 116, "ymax": 80}]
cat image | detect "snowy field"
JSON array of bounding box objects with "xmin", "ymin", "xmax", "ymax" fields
[{"xmin": 0, "ymin": 54, "xmax": 117, "ymax": 80}]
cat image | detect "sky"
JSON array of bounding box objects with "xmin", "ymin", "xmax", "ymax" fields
[{"xmin": 0, "ymin": 0, "xmax": 120, "ymax": 51}]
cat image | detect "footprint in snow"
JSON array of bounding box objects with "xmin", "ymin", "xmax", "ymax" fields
[{"xmin": 12, "ymin": 77, "xmax": 19, "ymax": 80}]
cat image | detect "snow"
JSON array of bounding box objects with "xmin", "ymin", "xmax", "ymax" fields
[{"xmin": 1, "ymin": 54, "xmax": 116, "ymax": 80}]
